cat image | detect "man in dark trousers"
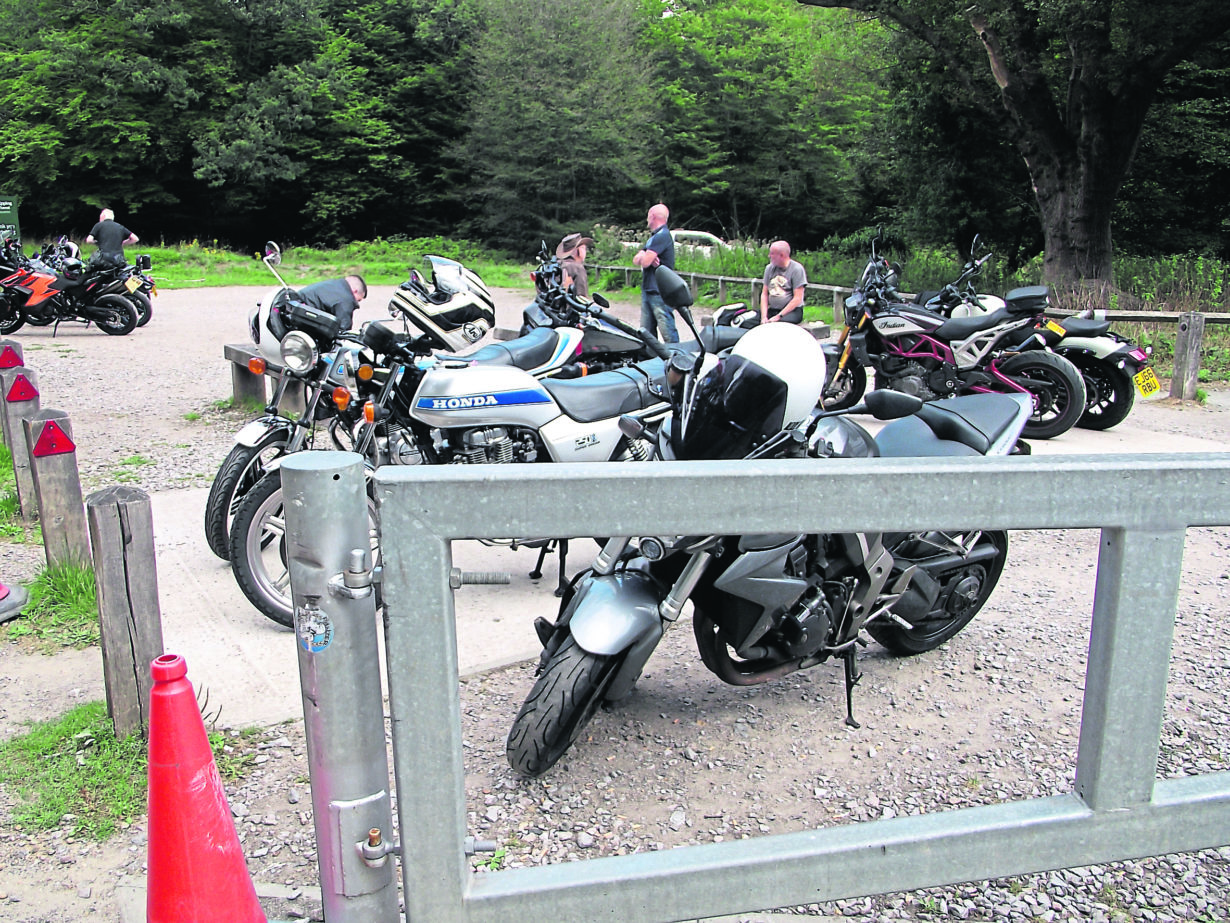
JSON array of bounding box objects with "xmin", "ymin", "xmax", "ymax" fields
[
  {"xmin": 632, "ymin": 202, "xmax": 678, "ymax": 342},
  {"xmin": 294, "ymin": 275, "xmax": 368, "ymax": 330},
  {"xmin": 85, "ymin": 208, "xmax": 138, "ymax": 269}
]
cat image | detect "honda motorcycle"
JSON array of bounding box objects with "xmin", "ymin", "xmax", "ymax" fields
[
  {"xmin": 506, "ymin": 318, "xmax": 1033, "ymax": 776},
  {"xmin": 226, "ymin": 283, "xmax": 698, "ymax": 626},
  {"xmin": 909, "ymin": 236, "xmax": 1157, "ymax": 431},
  {"xmin": 820, "ymin": 236, "xmax": 1086, "ymax": 439}
]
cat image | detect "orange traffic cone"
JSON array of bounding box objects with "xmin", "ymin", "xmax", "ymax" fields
[{"xmin": 146, "ymin": 653, "xmax": 266, "ymax": 922}]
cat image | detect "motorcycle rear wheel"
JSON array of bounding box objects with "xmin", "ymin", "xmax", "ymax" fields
[
  {"xmin": 506, "ymin": 634, "xmax": 621, "ymax": 776},
  {"xmin": 1071, "ymin": 357, "xmax": 1135, "ymax": 431},
  {"xmin": 128, "ymin": 292, "xmax": 153, "ymax": 327},
  {"xmin": 821, "ymin": 362, "xmax": 868, "ymax": 411},
  {"xmin": 998, "ymin": 351, "xmax": 1086, "ymax": 439},
  {"xmin": 228, "ymin": 470, "xmax": 379, "ymax": 627},
  {"xmin": 203, "ymin": 434, "xmax": 290, "ymax": 560},
  {"xmin": 868, "ymin": 529, "xmax": 1008, "ymax": 655},
  {"xmin": 93, "ymin": 294, "xmax": 138, "ymax": 336}
]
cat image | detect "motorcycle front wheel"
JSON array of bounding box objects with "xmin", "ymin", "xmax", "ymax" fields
[
  {"xmin": 227, "ymin": 469, "xmax": 379, "ymax": 627},
  {"xmin": 203, "ymin": 434, "xmax": 290, "ymax": 560},
  {"xmin": 821, "ymin": 362, "xmax": 868, "ymax": 411},
  {"xmin": 998, "ymin": 351, "xmax": 1087, "ymax": 439},
  {"xmin": 506, "ymin": 633, "xmax": 622, "ymax": 777},
  {"xmin": 1071, "ymin": 357, "xmax": 1135, "ymax": 431},
  {"xmin": 0, "ymin": 301, "xmax": 24, "ymax": 336},
  {"xmin": 92, "ymin": 294, "xmax": 139, "ymax": 336},
  {"xmin": 868, "ymin": 529, "xmax": 1008, "ymax": 655}
]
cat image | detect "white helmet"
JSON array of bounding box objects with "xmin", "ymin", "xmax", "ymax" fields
[
  {"xmin": 249, "ymin": 287, "xmax": 294, "ymax": 363},
  {"xmin": 678, "ymin": 323, "xmax": 826, "ymax": 460}
]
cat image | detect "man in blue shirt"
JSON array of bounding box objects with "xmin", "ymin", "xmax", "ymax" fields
[{"xmin": 632, "ymin": 203, "xmax": 678, "ymax": 343}]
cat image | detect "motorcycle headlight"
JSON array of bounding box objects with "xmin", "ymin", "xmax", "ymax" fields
[{"xmin": 280, "ymin": 330, "xmax": 319, "ymax": 374}]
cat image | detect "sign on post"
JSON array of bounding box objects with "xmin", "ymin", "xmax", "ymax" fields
[
  {"xmin": 0, "ymin": 196, "xmax": 18, "ymax": 243},
  {"xmin": 23, "ymin": 409, "xmax": 90, "ymax": 567},
  {"xmin": 1, "ymin": 367, "xmax": 41, "ymax": 518}
]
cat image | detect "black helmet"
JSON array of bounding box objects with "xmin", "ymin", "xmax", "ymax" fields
[{"xmin": 61, "ymin": 258, "xmax": 85, "ymax": 282}]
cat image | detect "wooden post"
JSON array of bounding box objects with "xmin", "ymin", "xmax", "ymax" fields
[
  {"xmin": 230, "ymin": 360, "xmax": 267, "ymax": 407},
  {"xmin": 1169, "ymin": 312, "xmax": 1205, "ymax": 400},
  {"xmin": 833, "ymin": 289, "xmax": 846, "ymax": 317},
  {"xmin": 0, "ymin": 338, "xmax": 23, "ymax": 379},
  {"xmin": 23, "ymin": 409, "xmax": 90, "ymax": 567},
  {"xmin": 2, "ymin": 367, "xmax": 42, "ymax": 519},
  {"xmin": 86, "ymin": 485, "xmax": 164, "ymax": 739},
  {"xmin": 718, "ymin": 278, "xmax": 728, "ymax": 303}
]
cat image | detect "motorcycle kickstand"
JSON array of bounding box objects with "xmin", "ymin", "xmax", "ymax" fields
[
  {"xmin": 842, "ymin": 647, "xmax": 863, "ymax": 729},
  {"xmin": 554, "ymin": 539, "xmax": 569, "ymax": 598},
  {"xmin": 528, "ymin": 544, "xmax": 550, "ymax": 581}
]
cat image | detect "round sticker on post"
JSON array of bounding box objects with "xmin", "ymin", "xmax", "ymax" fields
[{"xmin": 295, "ymin": 600, "xmax": 334, "ymax": 654}]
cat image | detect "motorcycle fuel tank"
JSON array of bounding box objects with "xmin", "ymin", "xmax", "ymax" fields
[
  {"xmin": 411, "ymin": 364, "xmax": 560, "ymax": 429},
  {"xmin": 871, "ymin": 309, "xmax": 943, "ymax": 337}
]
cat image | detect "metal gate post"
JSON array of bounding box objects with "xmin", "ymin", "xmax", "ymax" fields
[
  {"xmin": 1075, "ymin": 527, "xmax": 1186, "ymax": 810},
  {"xmin": 280, "ymin": 452, "xmax": 400, "ymax": 922}
]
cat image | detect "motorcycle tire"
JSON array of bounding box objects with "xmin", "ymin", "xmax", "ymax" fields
[
  {"xmin": 228, "ymin": 469, "xmax": 380, "ymax": 628},
  {"xmin": 998, "ymin": 351, "xmax": 1087, "ymax": 440},
  {"xmin": 506, "ymin": 633, "xmax": 622, "ymax": 777},
  {"xmin": 0, "ymin": 303, "xmax": 24, "ymax": 336},
  {"xmin": 128, "ymin": 292, "xmax": 153, "ymax": 327},
  {"xmin": 203, "ymin": 434, "xmax": 290, "ymax": 560},
  {"xmin": 868, "ymin": 529, "xmax": 1008, "ymax": 655},
  {"xmin": 92, "ymin": 294, "xmax": 139, "ymax": 336},
  {"xmin": 820, "ymin": 362, "xmax": 868, "ymax": 411},
  {"xmin": 1070, "ymin": 357, "xmax": 1135, "ymax": 431}
]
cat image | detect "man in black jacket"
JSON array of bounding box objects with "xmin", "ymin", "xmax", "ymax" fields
[
  {"xmin": 85, "ymin": 208, "xmax": 138, "ymax": 269},
  {"xmin": 295, "ymin": 275, "xmax": 367, "ymax": 330}
]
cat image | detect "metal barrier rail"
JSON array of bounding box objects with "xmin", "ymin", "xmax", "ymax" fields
[{"xmin": 283, "ymin": 452, "xmax": 1230, "ymax": 923}]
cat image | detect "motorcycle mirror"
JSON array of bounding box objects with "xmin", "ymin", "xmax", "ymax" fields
[
  {"xmin": 593, "ymin": 292, "xmax": 610, "ymax": 309},
  {"xmin": 136, "ymin": 254, "xmax": 152, "ymax": 272},
  {"xmin": 264, "ymin": 242, "xmax": 282, "ymax": 266},
  {"xmin": 862, "ymin": 388, "xmax": 924, "ymax": 420}
]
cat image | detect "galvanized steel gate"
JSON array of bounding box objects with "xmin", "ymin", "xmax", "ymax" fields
[{"xmin": 279, "ymin": 451, "xmax": 1230, "ymax": 923}]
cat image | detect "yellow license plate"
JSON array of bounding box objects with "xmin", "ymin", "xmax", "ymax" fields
[
  {"xmin": 1044, "ymin": 320, "xmax": 1066, "ymax": 336},
  {"xmin": 124, "ymin": 276, "xmax": 141, "ymax": 293},
  {"xmin": 1133, "ymin": 366, "xmax": 1160, "ymax": 397}
]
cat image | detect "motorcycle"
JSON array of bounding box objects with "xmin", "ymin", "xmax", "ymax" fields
[
  {"xmin": 520, "ymin": 242, "xmax": 745, "ymax": 376},
  {"xmin": 505, "ymin": 313, "xmax": 1034, "ymax": 776},
  {"xmin": 910, "ymin": 237, "xmax": 1157, "ymax": 431},
  {"xmin": 0, "ymin": 253, "xmax": 139, "ymax": 336},
  {"xmin": 227, "ymin": 281, "xmax": 698, "ymax": 626},
  {"xmin": 819, "ymin": 235, "xmax": 1086, "ymax": 439}
]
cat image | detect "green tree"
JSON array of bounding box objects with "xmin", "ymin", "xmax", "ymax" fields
[
  {"xmin": 644, "ymin": 0, "xmax": 888, "ymax": 246},
  {"xmin": 797, "ymin": 0, "xmax": 1230, "ymax": 287},
  {"xmin": 453, "ymin": 0, "xmax": 658, "ymax": 252}
]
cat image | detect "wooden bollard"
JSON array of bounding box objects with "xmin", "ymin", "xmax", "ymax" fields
[
  {"xmin": 1169, "ymin": 312, "xmax": 1205, "ymax": 400},
  {"xmin": 23, "ymin": 409, "xmax": 90, "ymax": 567},
  {"xmin": 1, "ymin": 366, "xmax": 42, "ymax": 519},
  {"xmin": 0, "ymin": 339, "xmax": 23, "ymax": 379},
  {"xmin": 86, "ymin": 485, "xmax": 164, "ymax": 739}
]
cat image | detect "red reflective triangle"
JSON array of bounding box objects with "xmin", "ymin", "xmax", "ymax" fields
[
  {"xmin": 0, "ymin": 345, "xmax": 21, "ymax": 368},
  {"xmin": 31, "ymin": 419, "xmax": 75, "ymax": 457},
  {"xmin": 5, "ymin": 373, "xmax": 38, "ymax": 402}
]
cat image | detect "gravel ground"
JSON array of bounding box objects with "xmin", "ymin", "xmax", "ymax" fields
[{"xmin": 1, "ymin": 287, "xmax": 1229, "ymax": 922}]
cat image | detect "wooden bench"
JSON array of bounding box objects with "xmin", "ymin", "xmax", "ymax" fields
[{"xmin": 224, "ymin": 342, "xmax": 305, "ymax": 415}]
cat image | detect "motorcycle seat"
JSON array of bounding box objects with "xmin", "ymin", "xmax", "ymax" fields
[
  {"xmin": 441, "ymin": 326, "xmax": 559, "ymax": 370},
  {"xmin": 1054, "ymin": 316, "xmax": 1111, "ymax": 337},
  {"xmin": 933, "ymin": 307, "xmax": 1017, "ymax": 340},
  {"xmin": 876, "ymin": 393, "xmax": 1024, "ymax": 457},
  {"xmin": 542, "ymin": 360, "xmax": 668, "ymax": 423}
]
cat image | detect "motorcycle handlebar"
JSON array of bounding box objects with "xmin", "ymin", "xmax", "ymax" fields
[{"xmin": 571, "ymin": 293, "xmax": 673, "ymax": 361}]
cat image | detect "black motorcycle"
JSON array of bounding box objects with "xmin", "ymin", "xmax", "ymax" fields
[{"xmin": 506, "ymin": 268, "xmax": 1034, "ymax": 776}]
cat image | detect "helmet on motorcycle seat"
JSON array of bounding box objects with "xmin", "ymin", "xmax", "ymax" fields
[
  {"xmin": 61, "ymin": 258, "xmax": 85, "ymax": 282},
  {"xmin": 678, "ymin": 323, "xmax": 826, "ymax": 460},
  {"xmin": 387, "ymin": 255, "xmax": 495, "ymax": 352}
]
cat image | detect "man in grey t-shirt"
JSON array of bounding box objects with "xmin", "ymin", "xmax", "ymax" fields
[{"xmin": 760, "ymin": 240, "xmax": 807, "ymax": 325}]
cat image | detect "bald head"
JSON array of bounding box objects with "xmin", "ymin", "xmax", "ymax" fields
[
  {"xmin": 769, "ymin": 240, "xmax": 792, "ymax": 268},
  {"xmin": 647, "ymin": 203, "xmax": 669, "ymax": 230}
]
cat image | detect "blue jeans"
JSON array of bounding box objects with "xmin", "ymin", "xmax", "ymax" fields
[{"xmin": 640, "ymin": 290, "xmax": 679, "ymax": 343}]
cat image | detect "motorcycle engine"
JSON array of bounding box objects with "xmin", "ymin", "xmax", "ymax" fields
[
  {"xmin": 883, "ymin": 361, "xmax": 958, "ymax": 401},
  {"xmin": 457, "ymin": 427, "xmax": 536, "ymax": 463},
  {"xmin": 381, "ymin": 423, "xmax": 424, "ymax": 465}
]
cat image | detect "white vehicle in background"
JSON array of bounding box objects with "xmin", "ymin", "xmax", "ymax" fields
[{"xmin": 621, "ymin": 229, "xmax": 732, "ymax": 256}]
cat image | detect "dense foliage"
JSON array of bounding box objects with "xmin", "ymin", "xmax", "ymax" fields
[{"xmin": 0, "ymin": 0, "xmax": 1225, "ymax": 268}]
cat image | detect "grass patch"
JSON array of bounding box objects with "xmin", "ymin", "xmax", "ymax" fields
[
  {"xmin": 0, "ymin": 702, "xmax": 146, "ymax": 839},
  {"xmin": 118, "ymin": 454, "xmax": 154, "ymax": 467},
  {"xmin": 183, "ymin": 411, "xmax": 202, "ymax": 422},
  {"xmin": 0, "ymin": 443, "xmax": 40, "ymax": 543},
  {"xmin": 4, "ymin": 562, "xmax": 98, "ymax": 650},
  {"xmin": 211, "ymin": 396, "xmax": 266, "ymax": 415},
  {"xmin": 0, "ymin": 703, "xmax": 265, "ymax": 841}
]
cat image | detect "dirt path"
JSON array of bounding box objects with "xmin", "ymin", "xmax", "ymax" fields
[{"xmin": 0, "ymin": 285, "xmax": 1228, "ymax": 922}]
